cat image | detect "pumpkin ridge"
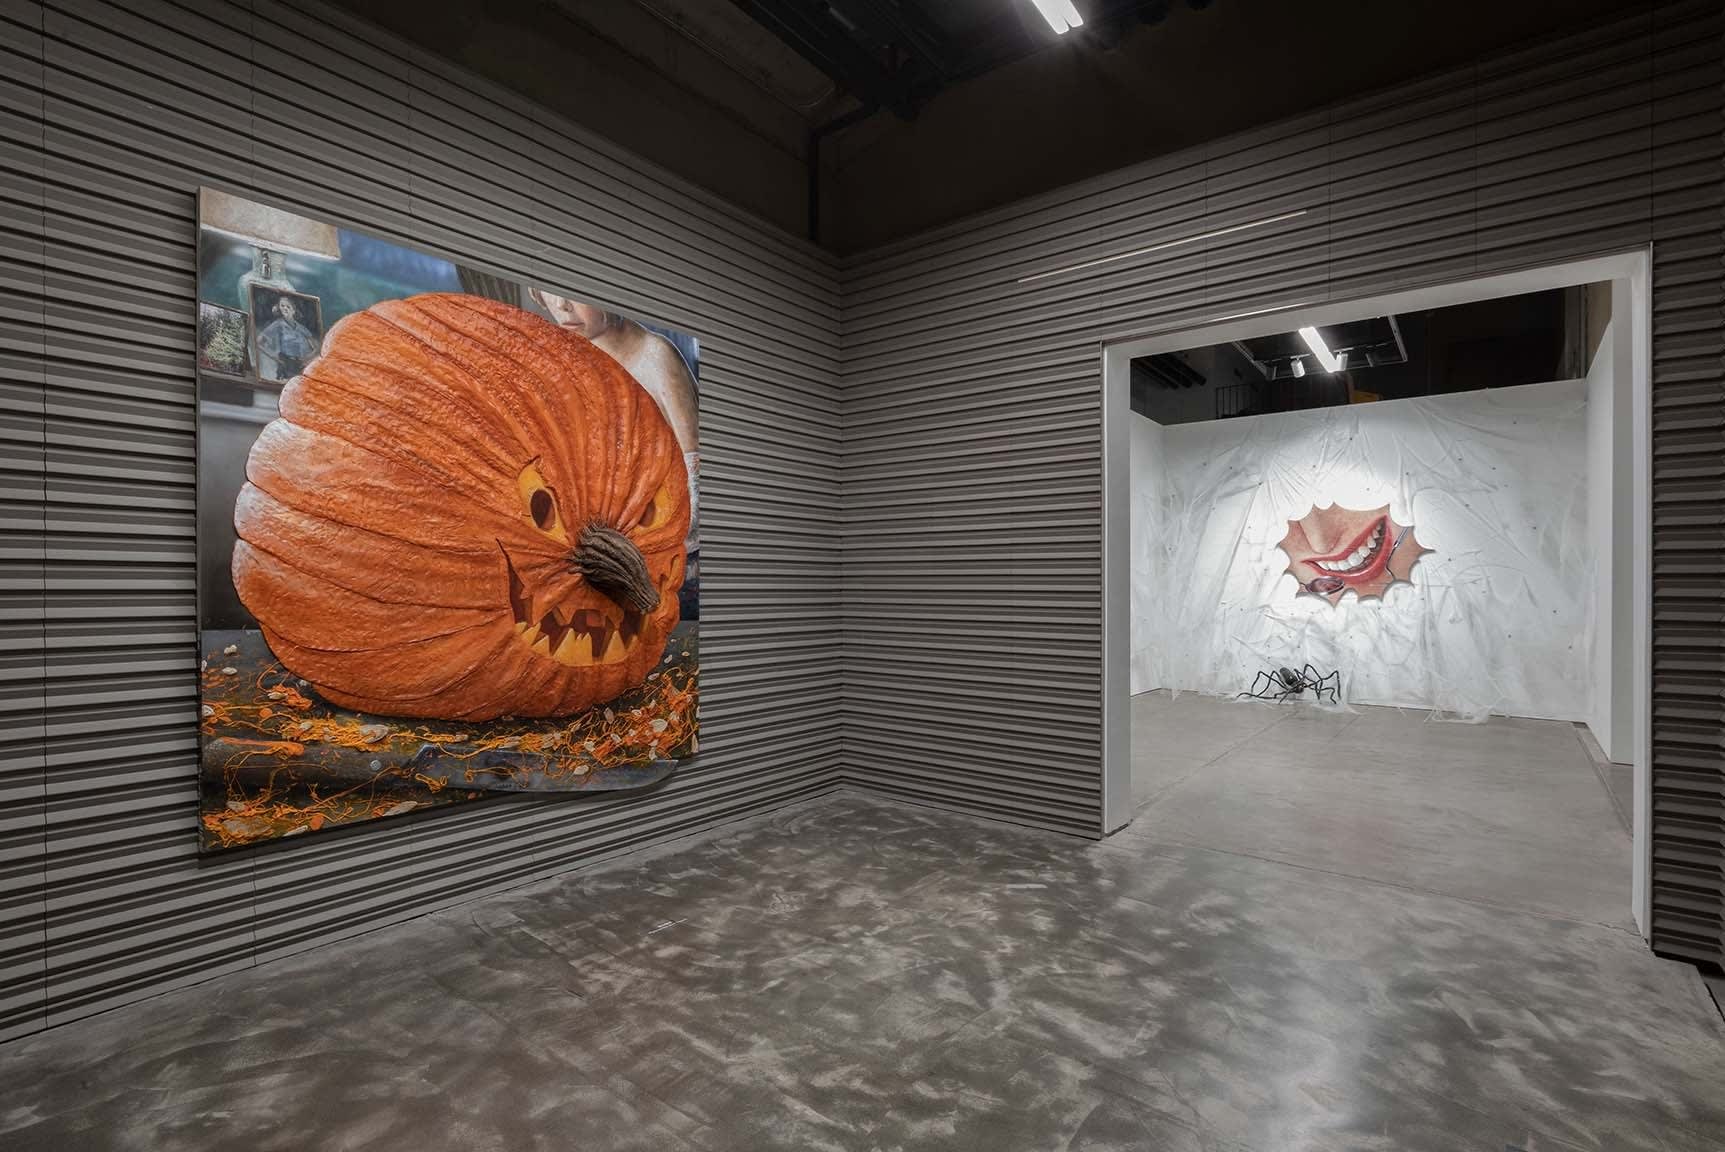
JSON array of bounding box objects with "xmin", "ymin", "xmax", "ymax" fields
[
  {"xmin": 286, "ymin": 364, "xmax": 519, "ymax": 496},
  {"xmin": 242, "ymin": 486, "xmax": 512, "ymax": 559},
  {"xmin": 252, "ymin": 412, "xmax": 485, "ymax": 505},
  {"xmin": 368, "ymin": 299, "xmax": 591, "ymax": 518},
  {"xmin": 350, "ymin": 302, "xmax": 558, "ymax": 483},
  {"xmin": 263, "ymin": 618, "xmax": 510, "ymax": 704},
  {"xmin": 469, "ymin": 299, "xmax": 678, "ymax": 535},
  {"xmin": 297, "ymin": 616, "xmax": 575, "ymax": 718},
  {"xmin": 236, "ymin": 484, "xmax": 507, "ymax": 608},
  {"xmin": 237, "ymin": 536, "xmax": 507, "ymax": 633},
  {"xmin": 610, "ymin": 376, "xmax": 652, "ymax": 520},
  {"xmin": 246, "ymin": 421, "xmax": 527, "ymax": 543},
  {"xmin": 267, "ymin": 414, "xmax": 489, "ymax": 509},
  {"xmin": 474, "ymin": 306, "xmax": 685, "ymax": 535},
  {"xmin": 415, "ymin": 296, "xmax": 617, "ymax": 522}
]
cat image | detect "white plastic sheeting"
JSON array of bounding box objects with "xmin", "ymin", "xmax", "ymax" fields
[{"xmin": 1131, "ymin": 380, "xmax": 1598, "ymax": 720}]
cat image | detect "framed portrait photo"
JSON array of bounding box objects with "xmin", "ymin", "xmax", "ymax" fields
[{"xmin": 248, "ymin": 284, "xmax": 324, "ymax": 383}]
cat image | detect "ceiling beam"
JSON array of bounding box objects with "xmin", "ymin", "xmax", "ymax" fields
[
  {"xmin": 728, "ymin": 0, "xmax": 921, "ymax": 117},
  {"xmin": 830, "ymin": 0, "xmax": 957, "ymax": 80}
]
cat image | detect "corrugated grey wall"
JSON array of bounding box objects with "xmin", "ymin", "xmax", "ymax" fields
[
  {"xmin": 0, "ymin": 0, "xmax": 843, "ymax": 1041},
  {"xmin": 840, "ymin": 4, "xmax": 1724, "ymax": 962}
]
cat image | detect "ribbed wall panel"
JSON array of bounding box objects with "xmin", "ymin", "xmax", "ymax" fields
[
  {"xmin": 1644, "ymin": 5, "xmax": 1725, "ymax": 966},
  {"xmin": 0, "ymin": 0, "xmax": 842, "ymax": 1039},
  {"xmin": 840, "ymin": 0, "xmax": 1725, "ymax": 967},
  {"xmin": 0, "ymin": 0, "xmax": 48, "ymax": 1044}
]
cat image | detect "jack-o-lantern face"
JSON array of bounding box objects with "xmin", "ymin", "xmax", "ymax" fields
[{"xmin": 231, "ymin": 293, "xmax": 690, "ymax": 721}]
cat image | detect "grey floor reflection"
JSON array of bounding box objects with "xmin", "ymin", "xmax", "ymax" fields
[{"xmin": 2, "ymin": 700, "xmax": 1719, "ymax": 1151}]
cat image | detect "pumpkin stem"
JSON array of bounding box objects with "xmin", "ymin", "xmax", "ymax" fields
[{"xmin": 573, "ymin": 524, "xmax": 661, "ymax": 614}]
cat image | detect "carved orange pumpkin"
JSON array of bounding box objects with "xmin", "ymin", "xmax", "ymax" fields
[{"xmin": 232, "ymin": 293, "xmax": 689, "ymax": 721}]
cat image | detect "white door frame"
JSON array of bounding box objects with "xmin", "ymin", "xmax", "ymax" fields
[{"xmin": 1099, "ymin": 250, "xmax": 1655, "ymax": 940}]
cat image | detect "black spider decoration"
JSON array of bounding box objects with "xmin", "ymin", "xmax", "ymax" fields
[{"xmin": 1239, "ymin": 663, "xmax": 1340, "ymax": 705}]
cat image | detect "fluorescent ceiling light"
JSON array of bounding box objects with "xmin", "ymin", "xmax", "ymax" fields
[
  {"xmin": 1299, "ymin": 325, "xmax": 1342, "ymax": 374},
  {"xmin": 1029, "ymin": 0, "xmax": 1083, "ymax": 34}
]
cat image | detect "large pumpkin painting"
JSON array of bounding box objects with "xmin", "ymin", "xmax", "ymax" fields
[
  {"xmin": 195, "ymin": 189, "xmax": 700, "ymax": 851},
  {"xmin": 233, "ymin": 294, "xmax": 688, "ymax": 721}
]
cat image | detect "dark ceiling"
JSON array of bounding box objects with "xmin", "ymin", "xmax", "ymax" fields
[
  {"xmin": 1129, "ymin": 288, "xmax": 1581, "ymax": 427},
  {"xmin": 333, "ymin": 0, "xmax": 1651, "ymax": 253},
  {"xmin": 732, "ymin": 0, "xmax": 1199, "ymax": 119}
]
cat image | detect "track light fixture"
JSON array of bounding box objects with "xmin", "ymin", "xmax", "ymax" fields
[
  {"xmin": 1299, "ymin": 326, "xmax": 1342, "ymax": 374},
  {"xmin": 1029, "ymin": 0, "xmax": 1084, "ymax": 35}
]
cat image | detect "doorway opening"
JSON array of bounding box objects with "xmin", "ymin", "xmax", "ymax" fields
[{"xmin": 1100, "ymin": 252, "xmax": 1652, "ymax": 938}]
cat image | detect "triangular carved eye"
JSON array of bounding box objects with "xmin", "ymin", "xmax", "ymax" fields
[
  {"xmin": 517, "ymin": 460, "xmax": 569, "ymax": 544},
  {"xmin": 637, "ymin": 484, "xmax": 672, "ymax": 531}
]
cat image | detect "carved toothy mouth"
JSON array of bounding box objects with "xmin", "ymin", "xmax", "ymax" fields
[
  {"xmin": 504, "ymin": 552, "xmax": 644, "ymax": 667},
  {"xmin": 1304, "ymin": 515, "xmax": 1391, "ymax": 583}
]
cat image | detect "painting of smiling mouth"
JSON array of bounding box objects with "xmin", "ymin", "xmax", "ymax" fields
[
  {"xmin": 195, "ymin": 191, "xmax": 700, "ymax": 849},
  {"xmin": 1277, "ymin": 503, "xmax": 1428, "ymax": 605}
]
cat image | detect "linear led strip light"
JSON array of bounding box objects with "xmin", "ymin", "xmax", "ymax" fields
[
  {"xmin": 1030, "ymin": 0, "xmax": 1084, "ymax": 34},
  {"xmin": 1299, "ymin": 325, "xmax": 1342, "ymax": 373},
  {"xmin": 1016, "ymin": 209, "xmax": 1308, "ymax": 284}
]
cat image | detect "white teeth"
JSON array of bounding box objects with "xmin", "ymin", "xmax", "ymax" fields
[{"xmin": 1316, "ymin": 523, "xmax": 1385, "ymax": 574}]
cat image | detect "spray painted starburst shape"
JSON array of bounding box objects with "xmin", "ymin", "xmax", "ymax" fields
[{"xmin": 1277, "ymin": 503, "xmax": 1428, "ymax": 605}]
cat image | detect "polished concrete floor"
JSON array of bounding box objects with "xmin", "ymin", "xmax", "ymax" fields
[
  {"xmin": 1128, "ymin": 691, "xmax": 1636, "ymax": 928},
  {"xmin": 2, "ymin": 699, "xmax": 1722, "ymax": 1151}
]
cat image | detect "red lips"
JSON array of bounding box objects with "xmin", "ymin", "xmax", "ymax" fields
[
  {"xmin": 1302, "ymin": 514, "xmax": 1392, "ymax": 586},
  {"xmin": 1279, "ymin": 504, "xmax": 1428, "ymax": 605}
]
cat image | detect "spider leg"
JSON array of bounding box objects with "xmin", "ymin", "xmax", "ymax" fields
[
  {"xmin": 1241, "ymin": 669, "xmax": 1294, "ymax": 701},
  {"xmin": 1310, "ymin": 667, "xmax": 1340, "ymax": 703},
  {"xmin": 1239, "ymin": 670, "xmax": 1274, "ymax": 700}
]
